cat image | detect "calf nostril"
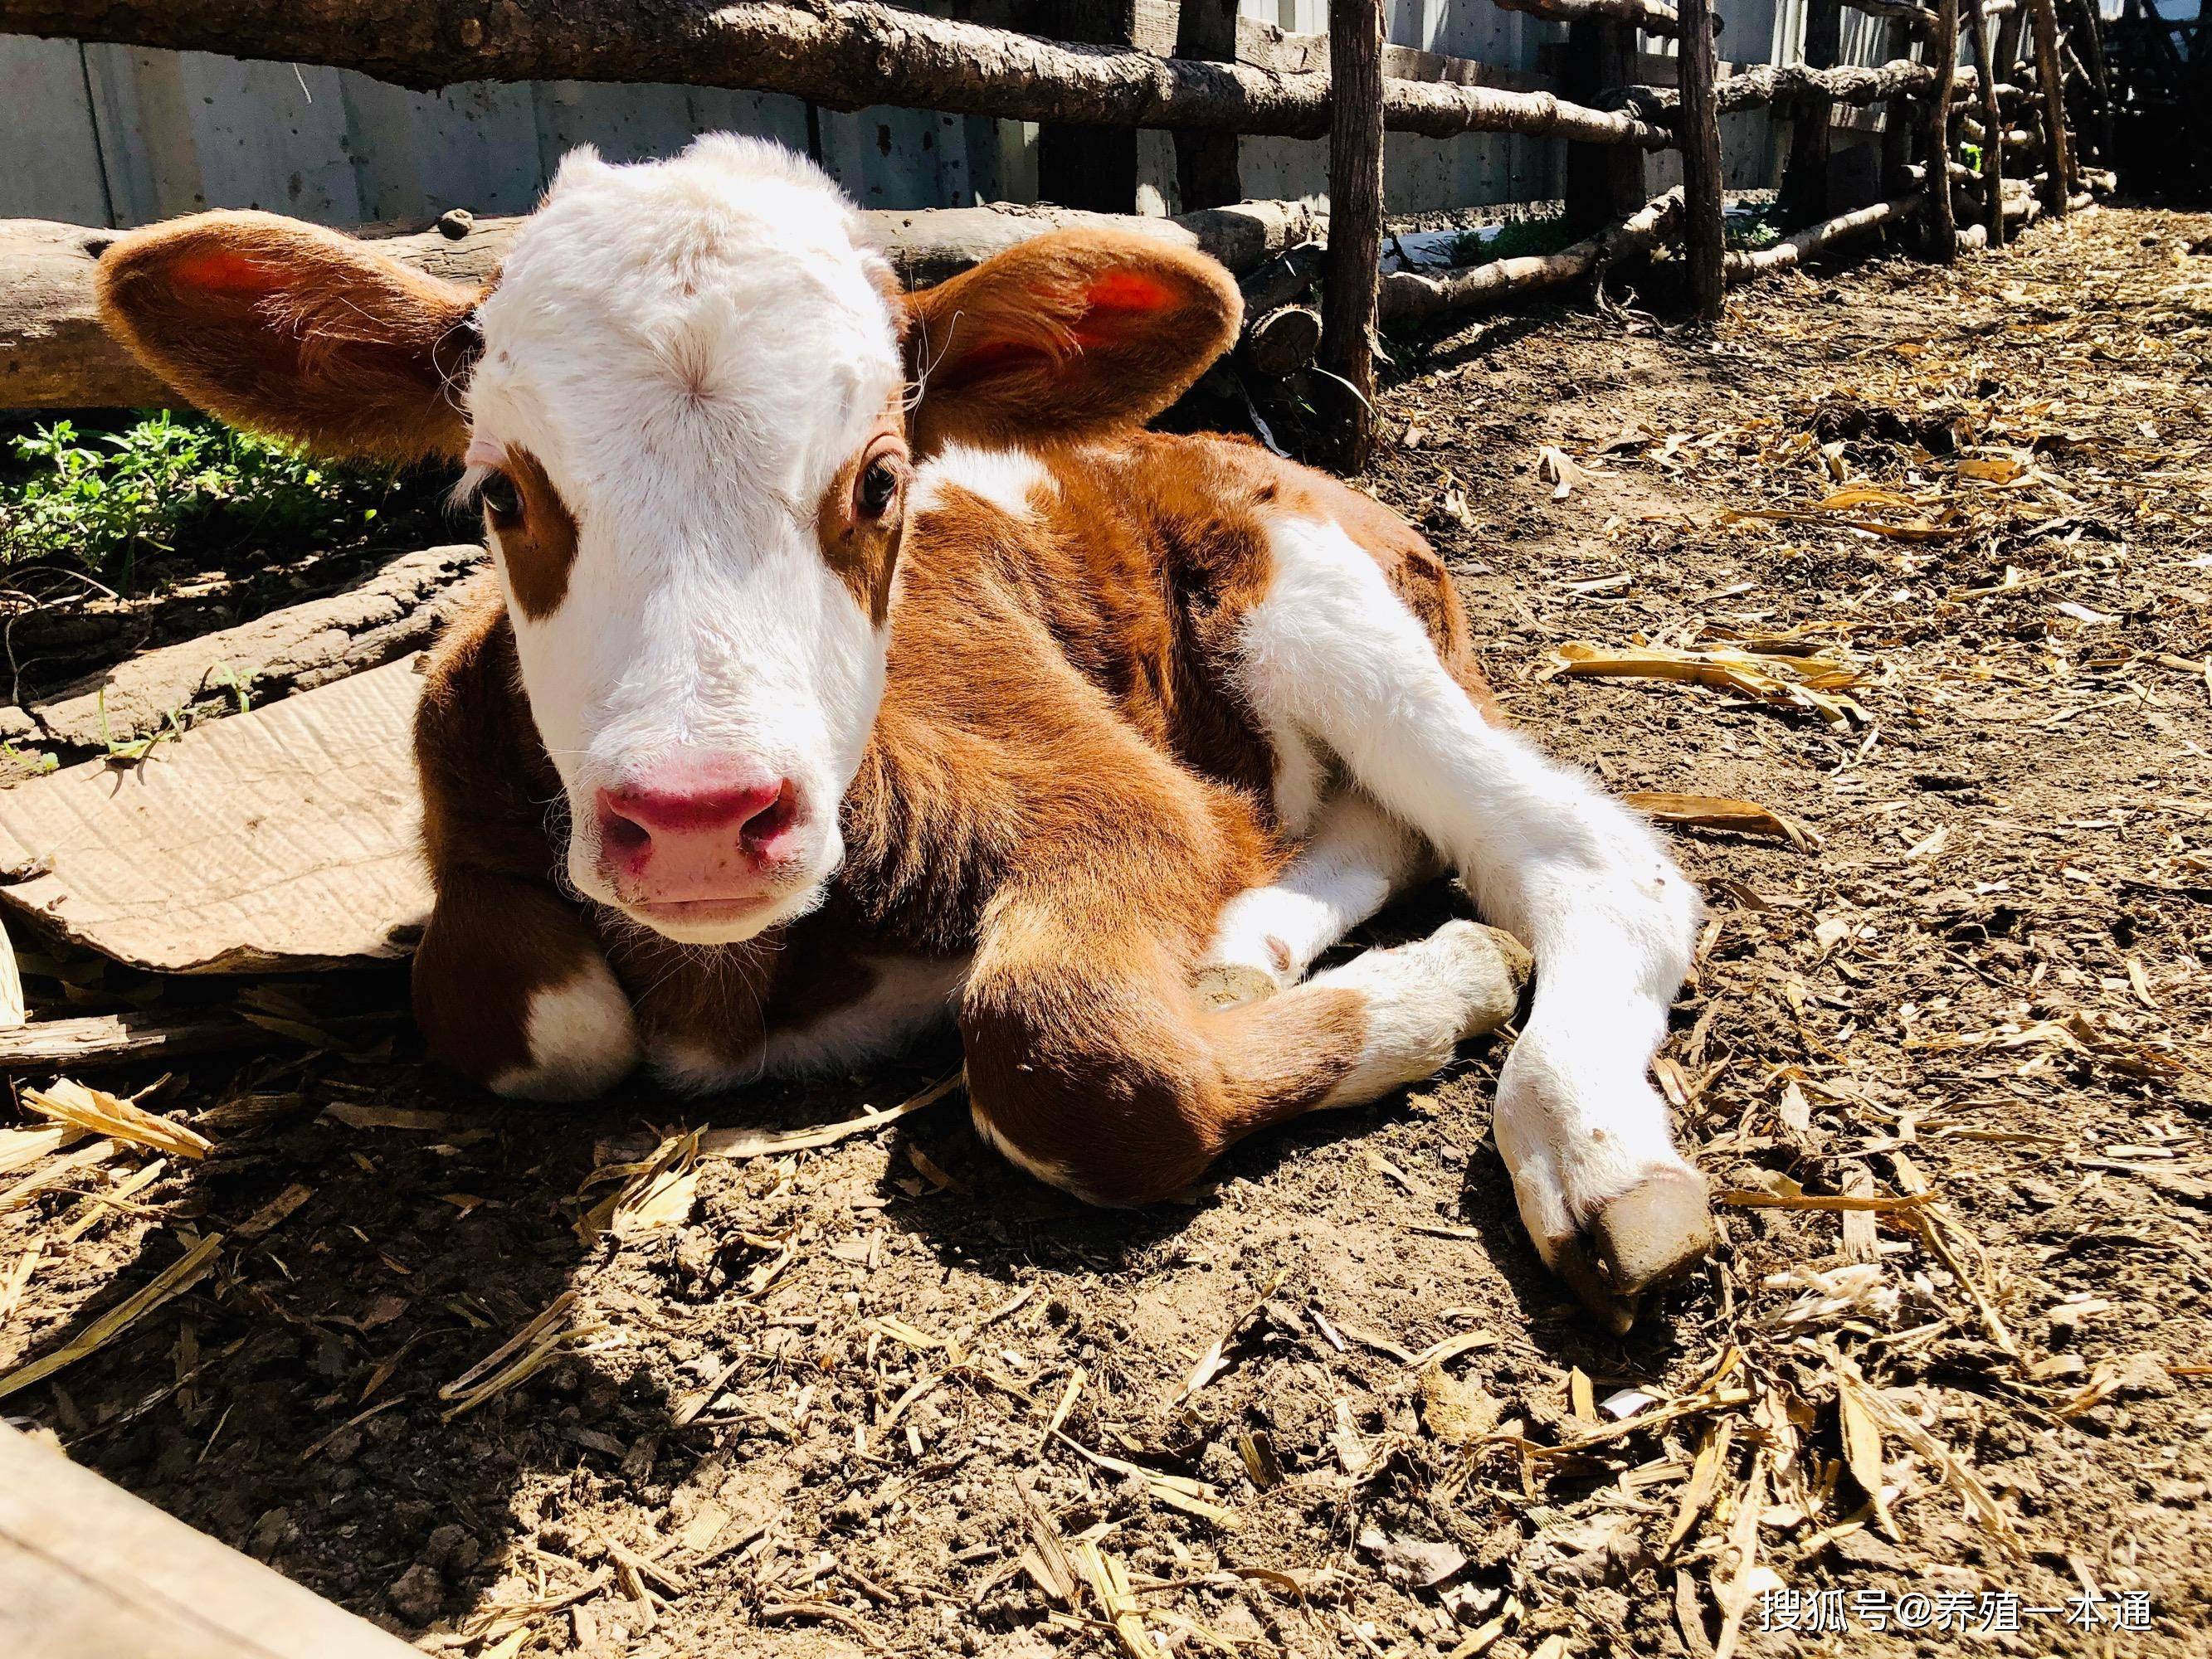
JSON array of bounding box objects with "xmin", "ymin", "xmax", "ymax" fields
[
  {"xmin": 739, "ymin": 781, "xmax": 801, "ymax": 853},
  {"xmin": 599, "ymin": 807, "xmax": 651, "ymax": 857}
]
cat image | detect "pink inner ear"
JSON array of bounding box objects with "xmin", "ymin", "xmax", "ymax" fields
[
  {"xmin": 169, "ymin": 250, "xmax": 285, "ymax": 296},
  {"xmin": 1082, "ymin": 271, "xmax": 1177, "ymax": 314}
]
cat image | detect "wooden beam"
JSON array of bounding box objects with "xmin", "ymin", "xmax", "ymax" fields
[
  {"xmin": 1635, "ymin": 59, "xmax": 1943, "ymax": 118},
  {"xmin": 0, "ymin": 0, "xmax": 1672, "ymax": 147},
  {"xmin": 1924, "ymin": 0, "xmax": 1961, "ymax": 260},
  {"xmin": 1319, "ymin": 0, "xmax": 1386, "ymax": 470},
  {"xmin": 0, "ymin": 1423, "xmax": 418, "ymax": 1658},
  {"xmin": 1677, "ymin": 0, "xmax": 1727, "ymax": 323},
  {"xmin": 1490, "ymin": 0, "xmax": 1698, "ymax": 39},
  {"xmin": 1843, "ymin": 0, "xmax": 1939, "ymax": 29}
]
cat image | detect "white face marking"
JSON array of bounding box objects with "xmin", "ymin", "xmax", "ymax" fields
[
  {"xmin": 909, "ymin": 443, "xmax": 1056, "ymax": 523},
  {"xmin": 465, "ymin": 137, "xmax": 908, "ymax": 945}
]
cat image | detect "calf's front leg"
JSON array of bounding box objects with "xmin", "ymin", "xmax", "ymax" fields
[{"xmin": 412, "ymin": 868, "xmax": 641, "ymax": 1101}]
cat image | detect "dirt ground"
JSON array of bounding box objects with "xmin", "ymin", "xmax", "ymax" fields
[{"xmin": 4, "ymin": 202, "xmax": 2210, "ymax": 1659}]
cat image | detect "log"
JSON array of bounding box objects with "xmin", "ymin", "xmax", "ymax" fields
[
  {"xmin": 1489, "ymin": 0, "xmax": 1700, "ymax": 38},
  {"xmin": 0, "ymin": 1421, "xmax": 420, "ymax": 1657},
  {"xmin": 1924, "ymin": 0, "xmax": 1961, "ymax": 260},
  {"xmin": 0, "ymin": 1009, "xmax": 280, "ymax": 1070},
  {"xmin": 1981, "ymin": 0, "xmax": 2017, "ymax": 246},
  {"xmin": 0, "ymin": 0, "xmax": 1674, "ymax": 147},
  {"xmin": 22, "ymin": 546, "xmax": 486, "ymax": 749},
  {"xmin": 1320, "ymin": 0, "xmax": 1386, "ymax": 470},
  {"xmin": 1637, "ymin": 59, "xmax": 1942, "ymax": 118},
  {"xmin": 1172, "ymin": 0, "xmax": 1242, "ymax": 211},
  {"xmin": 1677, "ymin": 0, "xmax": 1728, "ymax": 324},
  {"xmin": 1240, "ymin": 304, "xmax": 1322, "ymax": 377},
  {"xmin": 1376, "ymin": 189, "xmax": 1685, "ymax": 321},
  {"xmin": 2, "ymin": 200, "xmax": 1330, "ymax": 411},
  {"xmin": 2024, "ymin": 0, "xmax": 2076, "ymax": 213},
  {"xmin": 1724, "ymin": 193, "xmax": 1922, "ymax": 278}
]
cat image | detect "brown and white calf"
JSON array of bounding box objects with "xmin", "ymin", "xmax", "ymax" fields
[{"xmin": 98, "ymin": 137, "xmax": 1711, "ymax": 1328}]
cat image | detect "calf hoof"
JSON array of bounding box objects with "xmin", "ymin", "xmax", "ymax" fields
[
  {"xmin": 1193, "ymin": 959, "xmax": 1285, "ymax": 1010},
  {"xmin": 1553, "ymin": 1166, "xmax": 1713, "ymax": 1335}
]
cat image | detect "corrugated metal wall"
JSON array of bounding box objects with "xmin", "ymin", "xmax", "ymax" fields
[{"xmin": 0, "ymin": 0, "xmax": 1919, "ymax": 230}]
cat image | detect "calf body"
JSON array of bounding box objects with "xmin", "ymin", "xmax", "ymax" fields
[{"xmin": 98, "ymin": 137, "xmax": 1711, "ymax": 1328}]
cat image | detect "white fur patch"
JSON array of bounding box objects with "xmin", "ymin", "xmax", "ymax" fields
[
  {"xmin": 909, "ymin": 444, "xmax": 1057, "ymax": 523},
  {"xmin": 491, "ymin": 957, "xmax": 641, "ymax": 1101}
]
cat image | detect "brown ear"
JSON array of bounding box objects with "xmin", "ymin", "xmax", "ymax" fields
[
  {"xmin": 96, "ymin": 211, "xmax": 480, "ymax": 462},
  {"xmin": 904, "ymin": 229, "xmax": 1240, "ymax": 454}
]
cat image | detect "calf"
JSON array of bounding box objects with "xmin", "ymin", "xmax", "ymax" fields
[{"xmin": 98, "ymin": 137, "xmax": 1711, "ymax": 1329}]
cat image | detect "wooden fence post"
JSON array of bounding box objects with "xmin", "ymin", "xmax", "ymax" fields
[
  {"xmin": 1029, "ymin": 0, "xmax": 1140, "ymax": 212},
  {"xmin": 1677, "ymin": 0, "xmax": 1727, "ymax": 321},
  {"xmin": 1922, "ymin": 0, "xmax": 1959, "ymax": 260},
  {"xmin": 2024, "ymin": 0, "xmax": 2075, "ymax": 212},
  {"xmin": 1320, "ymin": 0, "xmax": 1386, "ymax": 470},
  {"xmin": 1965, "ymin": 0, "xmax": 2005, "ymax": 245},
  {"xmin": 1173, "ymin": 0, "xmax": 1244, "ymax": 210},
  {"xmin": 1563, "ymin": 17, "xmax": 1644, "ymax": 231},
  {"xmin": 1779, "ymin": 0, "xmax": 1842, "ymax": 226},
  {"xmin": 1878, "ymin": 17, "xmax": 1919, "ymax": 197}
]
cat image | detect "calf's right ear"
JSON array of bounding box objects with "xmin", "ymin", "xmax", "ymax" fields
[{"xmin": 96, "ymin": 210, "xmax": 480, "ymax": 462}]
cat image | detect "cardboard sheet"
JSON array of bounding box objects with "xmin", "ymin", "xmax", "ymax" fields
[{"xmin": 0, "ymin": 659, "xmax": 431, "ymax": 973}]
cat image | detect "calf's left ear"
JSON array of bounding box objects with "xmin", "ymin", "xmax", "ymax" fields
[
  {"xmin": 97, "ymin": 210, "xmax": 480, "ymax": 462},
  {"xmin": 903, "ymin": 228, "xmax": 1240, "ymax": 455}
]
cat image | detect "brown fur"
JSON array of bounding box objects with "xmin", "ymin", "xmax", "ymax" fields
[
  {"xmin": 96, "ymin": 212, "xmax": 481, "ymax": 462},
  {"xmin": 904, "ymin": 231, "xmax": 1241, "ymax": 455}
]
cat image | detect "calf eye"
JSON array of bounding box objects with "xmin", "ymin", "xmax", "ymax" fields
[
  {"xmin": 479, "ymin": 471, "xmax": 522, "ymax": 521},
  {"xmin": 855, "ymin": 456, "xmax": 902, "ymax": 520}
]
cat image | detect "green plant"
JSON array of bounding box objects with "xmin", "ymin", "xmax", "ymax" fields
[
  {"xmin": 1443, "ymin": 216, "xmax": 1576, "ymax": 265},
  {"xmin": 1724, "ymin": 205, "xmax": 1784, "ymax": 251},
  {"xmin": 1962, "ymin": 142, "xmax": 1985, "ymax": 178},
  {"xmin": 0, "ymin": 411, "xmax": 407, "ymax": 584}
]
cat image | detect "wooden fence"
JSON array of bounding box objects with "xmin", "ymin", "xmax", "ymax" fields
[{"xmin": 0, "ymin": 0, "xmax": 2111, "ymax": 465}]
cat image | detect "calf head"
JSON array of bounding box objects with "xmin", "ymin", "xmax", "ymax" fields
[{"xmin": 99, "ymin": 136, "xmax": 1240, "ymax": 944}]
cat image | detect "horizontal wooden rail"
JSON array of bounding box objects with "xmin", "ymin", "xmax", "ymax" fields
[
  {"xmin": 1489, "ymin": 0, "xmax": 1707, "ymax": 39},
  {"xmin": 2, "ymin": 199, "xmax": 1330, "ymax": 409},
  {"xmin": 1842, "ymin": 0, "xmax": 1939, "ymax": 30},
  {"xmin": 0, "ymin": 0, "xmax": 1671, "ymax": 146},
  {"xmin": 1640, "ymin": 57, "xmax": 1943, "ymax": 115}
]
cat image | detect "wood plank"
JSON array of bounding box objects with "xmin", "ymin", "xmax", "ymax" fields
[{"xmin": 0, "ymin": 1423, "xmax": 417, "ymax": 1658}]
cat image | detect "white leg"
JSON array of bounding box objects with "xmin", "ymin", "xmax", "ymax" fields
[
  {"xmin": 1196, "ymin": 790, "xmax": 1436, "ymax": 1007},
  {"xmin": 1238, "ymin": 514, "xmax": 1713, "ymax": 1331}
]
